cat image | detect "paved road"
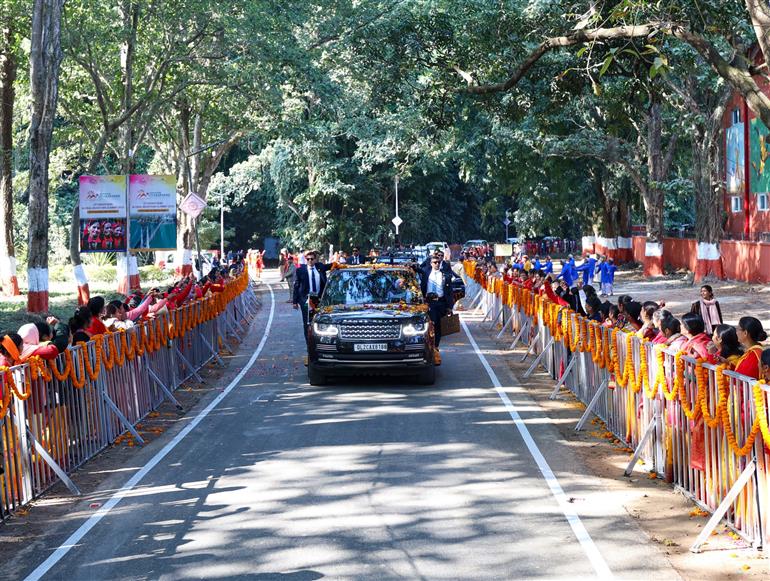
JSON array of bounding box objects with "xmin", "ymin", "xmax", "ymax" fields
[{"xmin": 22, "ymin": 271, "xmax": 679, "ymax": 580}]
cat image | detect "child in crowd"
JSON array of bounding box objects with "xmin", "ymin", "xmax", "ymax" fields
[{"xmin": 599, "ymin": 258, "xmax": 617, "ymax": 297}]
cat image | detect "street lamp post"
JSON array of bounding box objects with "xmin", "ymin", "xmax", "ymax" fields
[{"xmin": 220, "ymin": 191, "xmax": 224, "ymax": 258}]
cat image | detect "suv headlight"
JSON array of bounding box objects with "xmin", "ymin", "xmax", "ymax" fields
[
  {"xmin": 312, "ymin": 321, "xmax": 339, "ymax": 336},
  {"xmin": 402, "ymin": 321, "xmax": 428, "ymax": 336}
]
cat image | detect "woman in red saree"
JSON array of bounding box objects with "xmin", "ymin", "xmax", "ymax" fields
[{"xmin": 735, "ymin": 316, "xmax": 767, "ymax": 379}]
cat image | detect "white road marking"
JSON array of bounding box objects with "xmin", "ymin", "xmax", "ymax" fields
[
  {"xmin": 461, "ymin": 318, "xmax": 614, "ymax": 580},
  {"xmin": 25, "ymin": 284, "xmax": 276, "ymax": 581}
]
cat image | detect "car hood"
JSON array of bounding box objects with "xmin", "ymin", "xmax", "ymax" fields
[{"xmin": 316, "ymin": 305, "xmax": 426, "ymax": 322}]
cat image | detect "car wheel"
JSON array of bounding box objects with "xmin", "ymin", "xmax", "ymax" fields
[
  {"xmin": 417, "ymin": 363, "xmax": 436, "ymax": 385},
  {"xmin": 308, "ymin": 365, "xmax": 327, "ymax": 386}
]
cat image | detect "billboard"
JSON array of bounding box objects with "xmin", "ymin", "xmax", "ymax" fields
[
  {"xmin": 726, "ymin": 121, "xmax": 745, "ymax": 195},
  {"xmin": 494, "ymin": 243, "xmax": 512, "ymax": 257},
  {"xmin": 129, "ymin": 174, "xmax": 177, "ymax": 251},
  {"xmin": 79, "ymin": 175, "xmax": 128, "ymax": 253}
]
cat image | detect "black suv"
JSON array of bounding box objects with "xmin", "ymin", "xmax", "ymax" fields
[{"xmin": 307, "ymin": 265, "xmax": 436, "ymax": 386}]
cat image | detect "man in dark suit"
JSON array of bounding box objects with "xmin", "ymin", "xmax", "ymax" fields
[
  {"xmin": 421, "ymin": 251, "xmax": 456, "ymax": 278},
  {"xmin": 421, "ymin": 255, "xmax": 453, "ymax": 365},
  {"xmin": 348, "ymin": 247, "xmax": 363, "ymax": 265},
  {"xmin": 293, "ymin": 250, "xmax": 327, "ymax": 332}
]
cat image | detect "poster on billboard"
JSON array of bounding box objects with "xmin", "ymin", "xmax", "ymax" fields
[
  {"xmin": 79, "ymin": 175, "xmax": 128, "ymax": 253},
  {"xmin": 129, "ymin": 175, "xmax": 177, "ymax": 251},
  {"xmin": 726, "ymin": 121, "xmax": 745, "ymax": 195}
]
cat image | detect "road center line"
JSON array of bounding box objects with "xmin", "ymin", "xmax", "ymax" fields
[
  {"xmin": 461, "ymin": 317, "xmax": 614, "ymax": 580},
  {"xmin": 25, "ymin": 283, "xmax": 276, "ymax": 581}
]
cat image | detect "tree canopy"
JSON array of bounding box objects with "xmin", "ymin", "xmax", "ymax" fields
[{"xmin": 2, "ymin": 0, "xmax": 769, "ymax": 272}]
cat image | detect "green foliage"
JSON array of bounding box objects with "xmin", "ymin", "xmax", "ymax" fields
[{"xmin": 3, "ymin": 0, "xmax": 760, "ymax": 264}]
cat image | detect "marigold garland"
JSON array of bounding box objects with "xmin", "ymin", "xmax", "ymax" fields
[
  {"xmin": 698, "ymin": 363, "xmax": 724, "ymax": 429},
  {"xmin": 69, "ymin": 347, "xmax": 87, "ymax": 389},
  {"xmin": 461, "ymin": 259, "xmax": 770, "ymax": 457},
  {"xmin": 754, "ymin": 380, "xmax": 770, "ymax": 447}
]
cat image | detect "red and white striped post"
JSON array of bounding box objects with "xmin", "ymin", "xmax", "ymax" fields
[
  {"xmin": 27, "ymin": 267, "xmax": 48, "ymax": 312},
  {"xmin": 0, "ymin": 255, "xmax": 20, "ymax": 296},
  {"xmin": 175, "ymin": 248, "xmax": 193, "ymax": 277},
  {"xmin": 74, "ymin": 263, "xmax": 90, "ymax": 305}
]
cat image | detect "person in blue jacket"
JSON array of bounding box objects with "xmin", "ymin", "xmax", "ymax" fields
[
  {"xmin": 575, "ymin": 254, "xmax": 598, "ymax": 286},
  {"xmin": 543, "ymin": 256, "xmax": 554, "ymax": 275},
  {"xmin": 558, "ymin": 254, "xmax": 577, "ymax": 287},
  {"xmin": 599, "ymin": 258, "xmax": 617, "ymax": 297}
]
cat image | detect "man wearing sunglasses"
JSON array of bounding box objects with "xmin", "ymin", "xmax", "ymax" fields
[
  {"xmin": 420, "ymin": 254, "xmax": 453, "ymax": 365},
  {"xmin": 293, "ymin": 250, "xmax": 327, "ymax": 332}
]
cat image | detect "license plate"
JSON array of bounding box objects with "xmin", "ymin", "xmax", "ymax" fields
[{"xmin": 354, "ymin": 343, "xmax": 388, "ymax": 352}]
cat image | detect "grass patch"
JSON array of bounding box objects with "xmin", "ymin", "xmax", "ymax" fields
[{"xmin": 0, "ymin": 273, "xmax": 175, "ymax": 333}]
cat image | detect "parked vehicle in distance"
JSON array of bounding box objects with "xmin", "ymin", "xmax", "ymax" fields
[
  {"xmin": 462, "ymin": 239, "xmax": 487, "ymax": 250},
  {"xmin": 426, "ymin": 241, "xmax": 450, "ymax": 260},
  {"xmin": 307, "ymin": 265, "xmax": 436, "ymax": 386},
  {"xmin": 412, "ymin": 245, "xmax": 428, "ymax": 263},
  {"xmin": 373, "ymin": 251, "xmax": 419, "ymax": 265}
]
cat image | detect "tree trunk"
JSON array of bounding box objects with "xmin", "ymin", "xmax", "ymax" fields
[
  {"xmin": 640, "ymin": 101, "xmax": 667, "ymax": 275},
  {"xmin": 119, "ymin": 0, "xmax": 139, "ymax": 174},
  {"xmin": 0, "ymin": 25, "xmax": 19, "ymax": 296},
  {"xmin": 645, "ymin": 102, "xmax": 665, "ymax": 243},
  {"xmin": 693, "ymin": 97, "xmax": 729, "ymax": 280},
  {"xmin": 28, "ymin": 0, "xmax": 65, "ymax": 313},
  {"xmin": 115, "ymin": 1, "xmax": 141, "ymax": 294}
]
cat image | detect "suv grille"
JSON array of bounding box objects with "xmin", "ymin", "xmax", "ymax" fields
[{"xmin": 339, "ymin": 320, "xmax": 401, "ymax": 341}]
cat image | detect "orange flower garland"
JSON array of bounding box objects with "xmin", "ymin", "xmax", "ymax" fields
[
  {"xmin": 0, "ymin": 271, "xmax": 250, "ymax": 421},
  {"xmin": 698, "ymin": 363, "xmax": 724, "ymax": 429},
  {"xmin": 754, "ymin": 380, "xmax": 770, "ymax": 447}
]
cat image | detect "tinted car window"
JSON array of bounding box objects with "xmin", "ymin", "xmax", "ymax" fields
[{"xmin": 321, "ymin": 269, "xmax": 423, "ymax": 306}]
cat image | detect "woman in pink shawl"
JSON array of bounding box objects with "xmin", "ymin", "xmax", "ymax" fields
[
  {"xmin": 680, "ymin": 312, "xmax": 715, "ymax": 362},
  {"xmin": 690, "ymin": 285, "xmax": 723, "ymax": 335}
]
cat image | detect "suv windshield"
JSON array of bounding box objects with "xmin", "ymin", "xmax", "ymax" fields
[{"xmin": 321, "ymin": 268, "xmax": 423, "ymax": 306}]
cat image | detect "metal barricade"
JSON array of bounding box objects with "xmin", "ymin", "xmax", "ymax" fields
[
  {"xmin": 461, "ymin": 260, "xmax": 770, "ymax": 550},
  {"xmin": 0, "ymin": 274, "xmax": 257, "ymax": 521}
]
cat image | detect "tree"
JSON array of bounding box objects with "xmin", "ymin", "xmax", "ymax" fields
[
  {"xmin": 61, "ymin": 0, "xmax": 228, "ymax": 297},
  {"xmin": 27, "ymin": 0, "xmax": 64, "ymax": 312},
  {"xmin": 0, "ymin": 2, "xmax": 23, "ymax": 295}
]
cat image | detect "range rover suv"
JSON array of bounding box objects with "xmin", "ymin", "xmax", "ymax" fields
[{"xmin": 307, "ymin": 265, "xmax": 436, "ymax": 386}]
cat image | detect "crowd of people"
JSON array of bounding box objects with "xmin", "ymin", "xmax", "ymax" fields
[
  {"xmin": 0, "ymin": 258, "xmax": 246, "ymax": 369},
  {"xmin": 468, "ymin": 249, "xmax": 770, "ymax": 382}
]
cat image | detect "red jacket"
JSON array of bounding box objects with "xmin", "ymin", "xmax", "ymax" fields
[
  {"xmin": 86, "ymin": 318, "xmax": 107, "ymax": 336},
  {"xmin": 543, "ymin": 282, "xmax": 570, "ymax": 307}
]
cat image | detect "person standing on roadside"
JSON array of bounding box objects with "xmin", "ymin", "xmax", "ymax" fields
[
  {"xmin": 421, "ymin": 254, "xmax": 452, "ymax": 366},
  {"xmin": 690, "ymin": 284, "xmax": 723, "ymax": 335},
  {"xmin": 293, "ymin": 250, "xmax": 327, "ymax": 333},
  {"xmin": 279, "ymin": 248, "xmax": 296, "ymax": 303},
  {"xmin": 348, "ymin": 247, "xmax": 363, "ymax": 265}
]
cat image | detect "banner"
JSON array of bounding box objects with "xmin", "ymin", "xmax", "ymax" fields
[
  {"xmin": 129, "ymin": 175, "xmax": 177, "ymax": 251},
  {"xmin": 79, "ymin": 175, "xmax": 128, "ymax": 253}
]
